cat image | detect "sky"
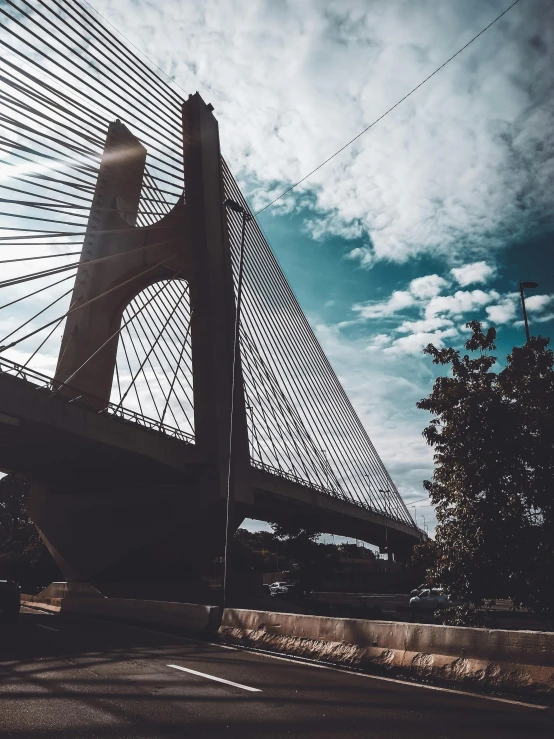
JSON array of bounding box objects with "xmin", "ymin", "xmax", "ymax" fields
[{"xmin": 4, "ymin": 0, "xmax": 554, "ymax": 538}]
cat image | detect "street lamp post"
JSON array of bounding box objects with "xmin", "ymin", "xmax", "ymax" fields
[
  {"xmin": 379, "ymin": 488, "xmax": 390, "ymax": 561},
  {"xmin": 409, "ymin": 504, "xmax": 419, "ymax": 537},
  {"xmin": 519, "ymin": 281, "xmax": 539, "ymax": 344},
  {"xmin": 222, "ymin": 197, "xmax": 251, "ymax": 611}
]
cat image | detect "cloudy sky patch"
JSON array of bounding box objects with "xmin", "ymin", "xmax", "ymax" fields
[{"xmin": 3, "ymin": 0, "xmax": 552, "ymax": 534}]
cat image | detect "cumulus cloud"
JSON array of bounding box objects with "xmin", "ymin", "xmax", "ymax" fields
[
  {"xmin": 353, "ymin": 272, "xmax": 450, "ymax": 320},
  {"xmin": 92, "ymin": 0, "xmax": 554, "ymax": 266},
  {"xmin": 525, "ymin": 294, "xmax": 553, "ymax": 311},
  {"xmin": 450, "ymin": 261, "xmax": 496, "ymax": 286},
  {"xmin": 353, "ymin": 290, "xmax": 414, "ymax": 319},
  {"xmin": 349, "ymin": 269, "xmax": 554, "ymax": 357},
  {"xmin": 409, "ymin": 274, "xmax": 449, "ymax": 299},
  {"xmin": 425, "ymin": 289, "xmax": 499, "ymax": 319},
  {"xmin": 485, "ymin": 294, "xmax": 518, "ymax": 324},
  {"xmin": 384, "ymin": 327, "xmax": 458, "ymax": 356},
  {"xmin": 397, "ymin": 317, "xmax": 454, "ymax": 334},
  {"xmin": 366, "ymin": 333, "xmax": 392, "ymax": 350},
  {"xmin": 313, "ymin": 320, "xmax": 434, "ymax": 501},
  {"xmin": 345, "ymin": 246, "xmax": 374, "ymax": 268}
]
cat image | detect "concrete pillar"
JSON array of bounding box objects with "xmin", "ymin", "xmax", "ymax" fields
[
  {"xmin": 54, "ymin": 120, "xmax": 186, "ymax": 407},
  {"xmin": 28, "ymin": 94, "xmax": 250, "ymax": 589}
]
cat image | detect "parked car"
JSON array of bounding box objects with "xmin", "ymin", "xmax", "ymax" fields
[
  {"xmin": 409, "ymin": 588, "xmax": 449, "ymax": 611},
  {"xmin": 0, "ymin": 580, "xmax": 20, "ymax": 621},
  {"xmin": 269, "ymin": 581, "xmax": 289, "ymax": 597}
]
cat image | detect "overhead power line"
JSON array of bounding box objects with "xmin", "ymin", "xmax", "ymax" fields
[{"xmin": 254, "ymin": 0, "xmax": 524, "ymax": 216}]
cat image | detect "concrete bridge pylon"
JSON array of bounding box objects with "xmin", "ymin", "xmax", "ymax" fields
[{"xmin": 26, "ymin": 93, "xmax": 251, "ymax": 592}]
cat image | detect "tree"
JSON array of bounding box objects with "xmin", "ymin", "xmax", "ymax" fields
[
  {"xmin": 271, "ymin": 519, "xmax": 338, "ymax": 593},
  {"xmin": 0, "ymin": 474, "xmax": 60, "ymax": 586},
  {"xmin": 416, "ymin": 321, "xmax": 554, "ymax": 623},
  {"xmin": 232, "ymin": 529, "xmax": 283, "ymax": 572}
]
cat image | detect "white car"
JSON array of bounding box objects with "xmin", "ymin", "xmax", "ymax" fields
[
  {"xmin": 269, "ymin": 581, "xmax": 289, "ymax": 596},
  {"xmin": 409, "ymin": 588, "xmax": 449, "ymax": 611}
]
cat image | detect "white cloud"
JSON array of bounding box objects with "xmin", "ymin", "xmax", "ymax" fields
[
  {"xmin": 352, "ymin": 273, "xmax": 450, "ymax": 321},
  {"xmin": 353, "ymin": 290, "xmax": 414, "ymax": 319},
  {"xmin": 534, "ymin": 313, "xmax": 554, "ymax": 323},
  {"xmin": 345, "ymin": 246, "xmax": 374, "ymax": 268},
  {"xmin": 313, "ymin": 320, "xmax": 434, "ymax": 500},
  {"xmin": 425, "ymin": 289, "xmax": 499, "ymax": 319},
  {"xmin": 384, "ymin": 327, "xmax": 458, "ymax": 356},
  {"xmin": 525, "ymin": 294, "xmax": 553, "ymax": 312},
  {"xmin": 350, "ymin": 276, "xmax": 551, "ymax": 358},
  {"xmin": 485, "ymin": 294, "xmax": 519, "ymax": 324},
  {"xmin": 397, "ymin": 317, "xmax": 453, "ymax": 334},
  {"xmin": 366, "ymin": 333, "xmax": 392, "ymax": 350},
  {"xmin": 450, "ymin": 261, "xmax": 496, "ymax": 287},
  {"xmin": 409, "ymin": 274, "xmax": 448, "ymax": 299},
  {"xmin": 92, "ymin": 0, "xmax": 554, "ymax": 265}
]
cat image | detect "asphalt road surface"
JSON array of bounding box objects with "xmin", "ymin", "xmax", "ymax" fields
[{"xmin": 0, "ymin": 608, "xmax": 551, "ymax": 738}]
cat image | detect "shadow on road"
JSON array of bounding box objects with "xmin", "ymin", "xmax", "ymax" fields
[{"xmin": 0, "ymin": 612, "xmax": 551, "ymax": 739}]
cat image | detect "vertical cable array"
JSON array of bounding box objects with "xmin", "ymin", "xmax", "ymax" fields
[
  {"xmin": 0, "ymin": 0, "xmax": 413, "ymax": 525},
  {"xmin": 223, "ymin": 161, "xmax": 414, "ymax": 527},
  {"xmin": 0, "ymin": 0, "xmax": 184, "ymax": 375},
  {"xmin": 110, "ymin": 279, "xmax": 195, "ymax": 437}
]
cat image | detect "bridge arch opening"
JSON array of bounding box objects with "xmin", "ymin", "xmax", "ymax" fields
[{"xmin": 109, "ymin": 278, "xmax": 194, "ymax": 441}]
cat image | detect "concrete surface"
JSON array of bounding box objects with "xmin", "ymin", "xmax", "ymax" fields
[
  {"xmin": 0, "ymin": 607, "xmax": 551, "ymax": 738},
  {"xmin": 221, "ymin": 608, "xmax": 554, "ymax": 697},
  {"xmin": 33, "ymin": 596, "xmax": 221, "ymax": 635}
]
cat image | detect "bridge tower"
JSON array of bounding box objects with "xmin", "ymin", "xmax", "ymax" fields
[{"xmin": 26, "ymin": 94, "xmax": 251, "ymax": 595}]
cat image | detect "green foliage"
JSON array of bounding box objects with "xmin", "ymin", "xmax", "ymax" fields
[
  {"xmin": 271, "ymin": 519, "xmax": 338, "ymax": 592},
  {"xmin": 233, "ymin": 520, "xmax": 339, "ymax": 593},
  {"xmin": 417, "ymin": 321, "xmax": 554, "ymax": 623},
  {"xmin": 232, "ymin": 529, "xmax": 284, "ymax": 572},
  {"xmin": 0, "ymin": 474, "xmax": 60, "ymax": 586},
  {"xmin": 435, "ymin": 603, "xmax": 486, "ymax": 628}
]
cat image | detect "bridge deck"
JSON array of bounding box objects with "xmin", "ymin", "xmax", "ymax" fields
[{"xmin": 0, "ymin": 366, "xmax": 423, "ymax": 556}]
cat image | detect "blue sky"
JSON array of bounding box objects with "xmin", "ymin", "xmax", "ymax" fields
[{"xmin": 87, "ymin": 0, "xmax": 554, "ymax": 534}]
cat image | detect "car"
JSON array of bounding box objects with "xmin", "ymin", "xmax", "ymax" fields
[
  {"xmin": 0, "ymin": 580, "xmax": 20, "ymax": 621},
  {"xmin": 269, "ymin": 581, "xmax": 289, "ymax": 597},
  {"xmin": 409, "ymin": 588, "xmax": 449, "ymax": 611}
]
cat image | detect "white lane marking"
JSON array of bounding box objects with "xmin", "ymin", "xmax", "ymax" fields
[
  {"xmin": 206, "ymin": 641, "xmax": 238, "ymax": 651},
  {"xmin": 77, "ymin": 617, "xmax": 545, "ymax": 710},
  {"xmin": 167, "ymin": 664, "xmax": 261, "ymax": 692},
  {"xmin": 216, "ymin": 644, "xmax": 547, "ymax": 710},
  {"xmin": 36, "ymin": 624, "xmax": 58, "ymax": 632}
]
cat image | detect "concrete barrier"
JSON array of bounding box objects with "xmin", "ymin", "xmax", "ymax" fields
[
  {"xmin": 21, "ymin": 595, "xmax": 219, "ymax": 635},
  {"xmin": 220, "ymin": 609, "xmax": 554, "ymax": 698},
  {"xmin": 21, "ymin": 599, "xmax": 61, "ymax": 614},
  {"xmin": 61, "ymin": 598, "xmax": 220, "ymax": 635}
]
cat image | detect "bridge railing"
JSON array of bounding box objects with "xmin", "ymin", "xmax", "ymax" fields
[
  {"xmin": 251, "ymin": 460, "xmax": 415, "ymax": 528},
  {"xmin": 0, "ymin": 358, "xmax": 194, "ymax": 445}
]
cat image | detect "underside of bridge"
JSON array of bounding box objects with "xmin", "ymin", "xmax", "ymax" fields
[
  {"xmin": 0, "ymin": 12, "xmax": 423, "ymax": 599},
  {"xmin": 0, "ymin": 364, "xmax": 421, "ymax": 590}
]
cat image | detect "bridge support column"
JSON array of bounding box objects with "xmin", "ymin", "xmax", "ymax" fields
[{"xmin": 26, "ymin": 94, "xmax": 250, "ymax": 595}]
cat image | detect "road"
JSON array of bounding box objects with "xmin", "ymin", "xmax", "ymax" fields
[{"xmin": 0, "ymin": 608, "xmax": 551, "ymax": 738}]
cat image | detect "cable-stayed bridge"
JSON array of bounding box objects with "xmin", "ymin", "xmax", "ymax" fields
[{"xmin": 0, "ymin": 0, "xmax": 422, "ymax": 588}]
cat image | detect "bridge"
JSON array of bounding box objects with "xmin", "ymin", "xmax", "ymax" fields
[{"xmin": 0, "ymin": 0, "xmax": 422, "ymax": 592}]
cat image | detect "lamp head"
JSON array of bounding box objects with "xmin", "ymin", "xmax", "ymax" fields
[
  {"xmin": 521, "ymin": 281, "xmax": 539, "ymax": 289},
  {"xmin": 224, "ymin": 198, "xmax": 245, "ymax": 214}
]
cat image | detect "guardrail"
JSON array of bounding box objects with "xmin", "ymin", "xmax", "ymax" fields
[
  {"xmin": 0, "ymin": 357, "xmax": 194, "ymax": 445},
  {"xmin": 251, "ymin": 460, "xmax": 419, "ymax": 531}
]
